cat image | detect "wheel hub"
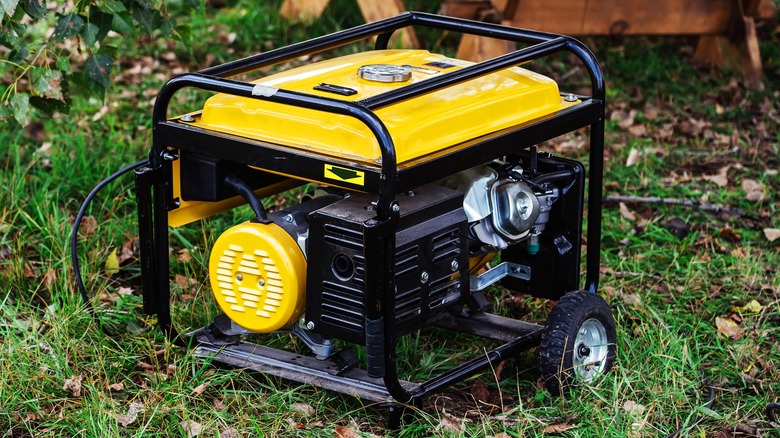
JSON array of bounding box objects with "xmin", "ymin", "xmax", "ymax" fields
[{"xmin": 573, "ymin": 318, "xmax": 609, "ymax": 381}]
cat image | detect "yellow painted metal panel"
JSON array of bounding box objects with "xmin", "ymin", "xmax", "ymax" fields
[{"xmin": 191, "ymin": 50, "xmax": 571, "ymax": 166}]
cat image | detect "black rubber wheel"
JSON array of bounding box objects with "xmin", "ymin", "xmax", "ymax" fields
[{"xmin": 540, "ymin": 290, "xmax": 617, "ymax": 396}]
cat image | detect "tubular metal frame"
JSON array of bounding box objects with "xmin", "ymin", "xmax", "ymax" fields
[{"xmin": 135, "ymin": 11, "xmax": 605, "ymax": 425}]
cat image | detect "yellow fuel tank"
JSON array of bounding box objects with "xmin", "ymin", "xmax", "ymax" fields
[{"xmin": 189, "ymin": 50, "xmax": 573, "ymax": 166}]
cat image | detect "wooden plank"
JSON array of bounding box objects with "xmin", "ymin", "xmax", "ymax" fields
[
  {"xmin": 456, "ymin": 34, "xmax": 514, "ymax": 61},
  {"xmin": 694, "ymin": 0, "xmax": 764, "ymax": 89},
  {"xmin": 439, "ymin": 0, "xmax": 516, "ymax": 21},
  {"xmin": 757, "ymin": 0, "xmax": 777, "ymax": 19},
  {"xmin": 279, "ymin": 0, "xmax": 331, "ymax": 22},
  {"xmin": 445, "ymin": 0, "xmax": 519, "ymax": 62},
  {"xmin": 439, "ymin": 1, "xmax": 494, "ymax": 19},
  {"xmin": 355, "ymin": 0, "xmax": 419, "ymax": 48},
  {"xmin": 508, "ymin": 0, "xmax": 734, "ymax": 35}
]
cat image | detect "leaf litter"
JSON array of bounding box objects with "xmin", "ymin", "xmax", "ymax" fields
[
  {"xmin": 62, "ymin": 375, "xmax": 83, "ymax": 397},
  {"xmin": 114, "ymin": 401, "xmax": 144, "ymax": 427}
]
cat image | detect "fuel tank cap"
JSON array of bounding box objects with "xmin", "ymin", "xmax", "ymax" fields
[{"xmin": 357, "ymin": 64, "xmax": 412, "ymax": 83}]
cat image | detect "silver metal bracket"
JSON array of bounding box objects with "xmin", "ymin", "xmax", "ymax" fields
[
  {"xmin": 469, "ymin": 261, "xmax": 531, "ymax": 292},
  {"xmin": 290, "ymin": 324, "xmax": 336, "ymax": 360},
  {"xmin": 205, "ymin": 314, "xmax": 336, "ymax": 360}
]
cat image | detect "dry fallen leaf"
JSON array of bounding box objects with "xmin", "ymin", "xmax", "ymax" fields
[
  {"xmin": 116, "ymin": 240, "xmax": 135, "ymax": 265},
  {"xmin": 213, "ymin": 397, "xmax": 226, "ymax": 411},
  {"xmin": 701, "ymin": 165, "xmax": 731, "ymax": 187},
  {"xmin": 619, "ymin": 203, "xmax": 637, "ymax": 222},
  {"xmin": 471, "ymin": 379, "xmax": 490, "ymax": 404},
  {"xmin": 625, "ymin": 148, "xmax": 642, "ymax": 166},
  {"xmin": 181, "ymin": 420, "xmax": 202, "ymax": 437},
  {"xmin": 114, "ymin": 401, "xmax": 144, "ymax": 427},
  {"xmin": 715, "ymin": 316, "xmax": 743, "ymax": 341},
  {"xmin": 643, "ymin": 104, "xmax": 660, "ymax": 120},
  {"xmin": 92, "ymin": 105, "xmax": 109, "ymax": 122},
  {"xmin": 730, "ymin": 247, "xmax": 747, "ymax": 258},
  {"xmin": 23, "ymin": 263, "xmax": 36, "ymax": 279},
  {"xmin": 541, "ymin": 423, "xmax": 578, "ymax": 433},
  {"xmin": 177, "ymin": 248, "xmax": 192, "ymax": 263},
  {"xmin": 764, "ymin": 228, "xmax": 780, "ymax": 242},
  {"xmin": 720, "ymin": 227, "xmax": 741, "ymax": 243},
  {"xmin": 79, "ymin": 216, "xmax": 97, "ymax": 235},
  {"xmin": 174, "ymin": 274, "xmax": 198, "ymax": 289},
  {"xmin": 37, "ymin": 142, "xmax": 52, "ymax": 156},
  {"xmin": 742, "ymin": 179, "xmax": 766, "ymax": 202},
  {"xmin": 190, "ymin": 382, "xmax": 209, "ymax": 395},
  {"xmin": 108, "ymin": 382, "xmax": 125, "ymax": 391},
  {"xmin": 285, "ymin": 417, "xmax": 305, "ymax": 429},
  {"xmin": 63, "ymin": 375, "xmax": 83, "ymax": 397},
  {"xmin": 621, "ymin": 293, "xmax": 642, "ymax": 306},
  {"xmin": 219, "ymin": 427, "xmax": 240, "ymax": 438},
  {"xmin": 42, "ymin": 269, "xmax": 57, "ymax": 290},
  {"xmin": 611, "ymin": 109, "xmax": 637, "ymax": 129},
  {"xmin": 334, "ymin": 425, "xmax": 361, "ymax": 438},
  {"xmin": 436, "ymin": 410, "xmax": 465, "ymax": 432},
  {"xmin": 290, "ymin": 402, "xmax": 315, "ymax": 417},
  {"xmin": 494, "ymin": 360, "xmax": 506, "ymax": 381},
  {"xmin": 623, "ymin": 400, "xmax": 646, "ymax": 414},
  {"xmin": 137, "ymin": 361, "xmax": 154, "ymax": 372},
  {"xmin": 628, "ymin": 124, "xmax": 648, "ymax": 137}
]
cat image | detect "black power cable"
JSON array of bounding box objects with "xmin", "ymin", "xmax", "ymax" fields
[
  {"xmin": 70, "ymin": 159, "xmax": 149, "ymax": 326},
  {"xmin": 222, "ymin": 173, "xmax": 269, "ymax": 222},
  {"xmin": 767, "ymin": 403, "xmax": 780, "ymax": 423}
]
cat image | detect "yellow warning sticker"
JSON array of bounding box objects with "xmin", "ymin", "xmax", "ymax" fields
[{"xmin": 324, "ymin": 164, "xmax": 365, "ymax": 186}]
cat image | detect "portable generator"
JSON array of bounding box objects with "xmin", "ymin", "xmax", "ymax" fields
[{"xmin": 132, "ymin": 12, "xmax": 615, "ymax": 426}]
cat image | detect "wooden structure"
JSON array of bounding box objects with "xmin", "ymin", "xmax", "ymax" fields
[
  {"xmin": 280, "ymin": 0, "xmax": 419, "ymax": 47},
  {"xmin": 440, "ymin": 0, "xmax": 776, "ymax": 88},
  {"xmin": 280, "ymin": 0, "xmax": 775, "ymax": 88}
]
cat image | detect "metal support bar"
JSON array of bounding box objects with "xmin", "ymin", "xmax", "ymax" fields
[
  {"xmin": 416, "ymin": 329, "xmax": 542, "ymax": 395},
  {"xmin": 434, "ymin": 312, "xmax": 543, "ymax": 343},
  {"xmin": 584, "ymin": 115, "xmax": 605, "ymax": 293},
  {"xmin": 153, "ymin": 74, "xmax": 398, "ymax": 219},
  {"xmin": 360, "ymin": 38, "xmax": 567, "ymax": 109},
  {"xmin": 191, "ymin": 336, "xmax": 420, "ymax": 404},
  {"xmin": 134, "ymin": 166, "xmax": 156, "ymax": 315}
]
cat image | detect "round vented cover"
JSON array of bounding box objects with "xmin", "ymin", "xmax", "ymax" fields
[
  {"xmin": 357, "ymin": 64, "xmax": 412, "ymax": 83},
  {"xmin": 209, "ymin": 221, "xmax": 306, "ymax": 333}
]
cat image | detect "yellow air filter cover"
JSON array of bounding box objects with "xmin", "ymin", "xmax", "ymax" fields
[{"xmin": 209, "ymin": 221, "xmax": 306, "ymax": 333}]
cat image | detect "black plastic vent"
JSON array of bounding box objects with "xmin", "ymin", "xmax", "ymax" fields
[
  {"xmin": 395, "ymin": 244, "xmax": 419, "ymax": 278},
  {"xmin": 306, "ymin": 185, "xmax": 468, "ymax": 343},
  {"xmin": 432, "ymin": 229, "xmax": 460, "ymax": 262}
]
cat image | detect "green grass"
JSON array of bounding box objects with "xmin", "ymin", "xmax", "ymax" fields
[{"xmin": 1, "ymin": 0, "xmax": 779, "ymax": 436}]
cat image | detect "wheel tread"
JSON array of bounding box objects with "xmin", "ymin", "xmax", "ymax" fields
[{"xmin": 539, "ymin": 290, "xmax": 616, "ymax": 396}]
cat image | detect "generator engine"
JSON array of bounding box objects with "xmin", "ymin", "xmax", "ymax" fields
[
  {"xmin": 206, "ymin": 158, "xmax": 572, "ymax": 344},
  {"xmin": 444, "ymin": 164, "xmax": 560, "ymax": 253}
]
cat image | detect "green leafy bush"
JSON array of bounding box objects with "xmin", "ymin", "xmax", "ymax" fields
[{"xmin": 0, "ymin": 0, "xmax": 198, "ymax": 125}]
